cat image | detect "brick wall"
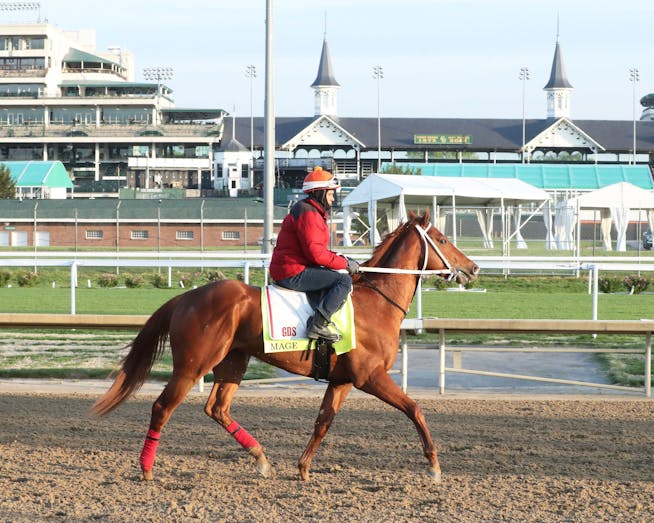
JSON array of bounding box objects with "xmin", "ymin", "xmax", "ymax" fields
[{"xmin": 2, "ymin": 222, "xmax": 270, "ymax": 249}]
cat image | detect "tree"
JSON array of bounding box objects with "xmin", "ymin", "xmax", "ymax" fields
[
  {"xmin": 0, "ymin": 163, "xmax": 16, "ymax": 199},
  {"xmin": 382, "ymin": 163, "xmax": 422, "ymax": 175}
]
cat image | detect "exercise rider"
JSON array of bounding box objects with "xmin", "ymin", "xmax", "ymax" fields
[{"xmin": 269, "ymin": 167, "xmax": 359, "ymax": 342}]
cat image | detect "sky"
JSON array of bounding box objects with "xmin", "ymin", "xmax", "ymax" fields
[{"xmin": 12, "ymin": 0, "xmax": 654, "ymax": 120}]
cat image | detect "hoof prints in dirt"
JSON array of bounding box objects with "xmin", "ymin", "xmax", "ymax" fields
[{"xmin": 1, "ymin": 394, "xmax": 653, "ymax": 522}]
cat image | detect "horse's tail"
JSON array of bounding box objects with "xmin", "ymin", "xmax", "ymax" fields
[{"xmin": 91, "ymin": 294, "xmax": 182, "ymax": 417}]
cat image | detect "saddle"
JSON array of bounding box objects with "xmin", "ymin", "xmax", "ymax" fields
[{"xmin": 260, "ymin": 285, "xmax": 356, "ymax": 380}]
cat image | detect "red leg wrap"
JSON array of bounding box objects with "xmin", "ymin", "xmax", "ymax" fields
[
  {"xmin": 140, "ymin": 429, "xmax": 161, "ymax": 471},
  {"xmin": 226, "ymin": 421, "xmax": 259, "ymax": 450}
]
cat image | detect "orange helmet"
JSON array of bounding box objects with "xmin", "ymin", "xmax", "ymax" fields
[{"xmin": 302, "ymin": 166, "xmax": 340, "ymax": 193}]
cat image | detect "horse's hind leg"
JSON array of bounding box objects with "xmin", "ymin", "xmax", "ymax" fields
[
  {"xmin": 204, "ymin": 350, "xmax": 271, "ymax": 478},
  {"xmin": 141, "ymin": 374, "xmax": 197, "ymax": 480},
  {"xmin": 359, "ymin": 366, "xmax": 441, "ymax": 482},
  {"xmin": 298, "ymin": 381, "xmax": 353, "ymax": 481}
]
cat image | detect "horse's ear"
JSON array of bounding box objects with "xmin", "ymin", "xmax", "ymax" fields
[
  {"xmin": 423, "ymin": 208, "xmax": 431, "ymax": 223},
  {"xmin": 407, "ymin": 210, "xmax": 417, "ymax": 221}
]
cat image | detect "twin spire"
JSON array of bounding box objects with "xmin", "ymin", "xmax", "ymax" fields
[
  {"xmin": 308, "ymin": 18, "xmax": 574, "ymax": 119},
  {"xmin": 311, "ymin": 31, "xmax": 340, "ymax": 117},
  {"xmin": 543, "ymin": 24, "xmax": 574, "ymax": 119}
]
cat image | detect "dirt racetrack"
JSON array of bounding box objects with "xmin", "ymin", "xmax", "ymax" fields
[{"xmin": 1, "ymin": 389, "xmax": 653, "ymax": 522}]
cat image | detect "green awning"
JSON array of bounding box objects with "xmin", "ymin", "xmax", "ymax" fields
[
  {"xmin": 5, "ymin": 161, "xmax": 73, "ymax": 189},
  {"xmin": 63, "ymin": 48, "xmax": 119, "ymax": 67},
  {"xmin": 386, "ymin": 163, "xmax": 654, "ymax": 190}
]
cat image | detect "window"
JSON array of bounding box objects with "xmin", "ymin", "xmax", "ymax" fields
[
  {"xmin": 131, "ymin": 230, "xmax": 149, "ymax": 240},
  {"xmin": 222, "ymin": 231, "xmax": 240, "ymax": 240},
  {"xmin": 86, "ymin": 230, "xmax": 103, "ymax": 240},
  {"xmin": 176, "ymin": 231, "xmax": 194, "ymax": 241}
]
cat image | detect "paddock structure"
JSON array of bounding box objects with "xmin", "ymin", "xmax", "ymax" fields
[{"xmin": 1, "ymin": 313, "xmax": 651, "ymax": 397}]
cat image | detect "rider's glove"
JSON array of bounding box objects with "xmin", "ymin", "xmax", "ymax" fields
[{"xmin": 345, "ymin": 257, "xmax": 360, "ymax": 275}]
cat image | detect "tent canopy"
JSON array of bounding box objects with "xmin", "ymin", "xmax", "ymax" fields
[
  {"xmin": 342, "ymin": 173, "xmax": 550, "ymax": 208},
  {"xmin": 341, "ymin": 173, "xmax": 550, "ymax": 249},
  {"xmin": 571, "ymin": 181, "xmax": 654, "ymax": 209},
  {"xmin": 565, "ymin": 182, "xmax": 654, "ymax": 252}
]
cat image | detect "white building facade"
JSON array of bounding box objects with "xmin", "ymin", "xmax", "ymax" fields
[{"xmin": 0, "ymin": 21, "xmax": 224, "ymax": 196}]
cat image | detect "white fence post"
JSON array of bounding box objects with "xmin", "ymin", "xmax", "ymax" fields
[
  {"xmin": 70, "ymin": 261, "xmax": 77, "ymax": 315},
  {"xmin": 646, "ymin": 332, "xmax": 652, "ymax": 398},
  {"xmin": 438, "ymin": 328, "xmax": 446, "ymax": 395}
]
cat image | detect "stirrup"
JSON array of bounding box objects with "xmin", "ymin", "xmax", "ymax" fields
[{"xmin": 306, "ymin": 325, "xmax": 341, "ymax": 343}]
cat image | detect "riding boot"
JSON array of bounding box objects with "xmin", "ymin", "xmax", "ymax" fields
[{"xmin": 306, "ymin": 311, "xmax": 340, "ymax": 342}]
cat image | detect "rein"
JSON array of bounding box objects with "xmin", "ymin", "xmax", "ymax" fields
[
  {"xmin": 355, "ymin": 222, "xmax": 460, "ymax": 317},
  {"xmin": 358, "ymin": 272, "xmax": 409, "ymax": 316}
]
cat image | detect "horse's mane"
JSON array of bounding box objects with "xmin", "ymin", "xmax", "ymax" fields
[{"xmin": 360, "ymin": 212, "xmax": 425, "ymax": 270}]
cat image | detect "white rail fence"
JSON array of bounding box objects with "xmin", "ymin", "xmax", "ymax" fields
[
  {"xmin": 1, "ymin": 254, "xmax": 653, "ymax": 396},
  {"xmin": 1, "ymin": 253, "xmax": 654, "ymax": 318}
]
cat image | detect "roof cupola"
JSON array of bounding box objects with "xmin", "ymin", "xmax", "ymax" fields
[
  {"xmin": 543, "ymin": 25, "xmax": 573, "ymax": 119},
  {"xmin": 311, "ymin": 34, "xmax": 340, "ymax": 117}
]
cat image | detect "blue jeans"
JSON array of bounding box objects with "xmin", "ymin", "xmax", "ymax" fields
[{"xmin": 275, "ymin": 267, "xmax": 352, "ymax": 320}]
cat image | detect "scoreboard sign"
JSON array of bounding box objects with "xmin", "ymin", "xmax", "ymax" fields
[{"xmin": 413, "ymin": 134, "xmax": 473, "ymax": 145}]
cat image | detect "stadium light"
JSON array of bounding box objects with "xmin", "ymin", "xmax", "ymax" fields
[
  {"xmin": 372, "ymin": 65, "xmax": 383, "ymax": 171},
  {"xmin": 519, "ymin": 66, "xmax": 530, "ymax": 164},
  {"xmin": 0, "ymin": 2, "xmax": 41, "ymax": 22},
  {"xmin": 245, "ymin": 65, "xmax": 257, "ymax": 157},
  {"xmin": 629, "ymin": 67, "xmax": 640, "ymax": 165},
  {"xmin": 143, "ymin": 67, "xmax": 174, "ymax": 97}
]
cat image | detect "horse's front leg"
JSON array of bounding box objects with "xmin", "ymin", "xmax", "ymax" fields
[
  {"xmin": 359, "ymin": 366, "xmax": 441, "ymax": 482},
  {"xmin": 298, "ymin": 381, "xmax": 353, "ymax": 481}
]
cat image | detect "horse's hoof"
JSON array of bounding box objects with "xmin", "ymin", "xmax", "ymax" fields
[
  {"xmin": 142, "ymin": 469, "xmax": 154, "ymax": 481},
  {"xmin": 299, "ymin": 468, "xmax": 309, "ymax": 482},
  {"xmin": 428, "ymin": 469, "xmax": 442, "ymax": 483},
  {"xmin": 256, "ymin": 457, "xmax": 271, "ymax": 478}
]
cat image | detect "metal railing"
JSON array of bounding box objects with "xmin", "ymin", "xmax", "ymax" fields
[
  {"xmin": 399, "ymin": 318, "xmax": 653, "ymax": 397},
  {"xmin": 0, "ymin": 313, "xmax": 651, "ymax": 397}
]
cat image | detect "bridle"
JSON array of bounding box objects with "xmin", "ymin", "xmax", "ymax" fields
[
  {"xmin": 358, "ymin": 222, "xmax": 462, "ymax": 282},
  {"xmin": 357, "ymin": 222, "xmax": 467, "ymax": 316}
]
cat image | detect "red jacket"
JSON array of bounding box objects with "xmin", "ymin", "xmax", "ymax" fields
[{"xmin": 269, "ymin": 197, "xmax": 347, "ymax": 281}]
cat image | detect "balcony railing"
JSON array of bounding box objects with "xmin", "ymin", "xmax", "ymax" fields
[{"xmin": 0, "ymin": 122, "xmax": 222, "ymax": 138}]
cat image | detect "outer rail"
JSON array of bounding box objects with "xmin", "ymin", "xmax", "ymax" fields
[
  {"xmin": 0, "ymin": 314, "xmax": 652, "ymax": 397},
  {"xmin": 400, "ymin": 318, "xmax": 653, "ymax": 397}
]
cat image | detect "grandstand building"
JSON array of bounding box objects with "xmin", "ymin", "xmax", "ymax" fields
[
  {"xmin": 2, "ymin": 18, "xmax": 654, "ymax": 200},
  {"xmin": 0, "ymin": 21, "xmax": 224, "ymax": 197}
]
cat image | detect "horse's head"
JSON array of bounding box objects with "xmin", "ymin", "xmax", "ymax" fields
[{"xmin": 408, "ymin": 209, "xmax": 479, "ymax": 284}]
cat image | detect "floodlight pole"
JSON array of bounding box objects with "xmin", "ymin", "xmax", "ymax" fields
[
  {"xmin": 245, "ymin": 65, "xmax": 257, "ymax": 158},
  {"xmin": 262, "ymin": 0, "xmax": 275, "ymax": 254},
  {"xmin": 519, "ymin": 66, "xmax": 530, "ymax": 164},
  {"xmin": 373, "ymin": 65, "xmax": 383, "ymax": 171},
  {"xmin": 629, "ymin": 67, "xmax": 639, "ymax": 165},
  {"xmin": 143, "ymin": 67, "xmax": 174, "ymax": 125}
]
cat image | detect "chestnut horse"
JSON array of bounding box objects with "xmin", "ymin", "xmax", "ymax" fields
[{"xmin": 92, "ymin": 210, "xmax": 479, "ymax": 482}]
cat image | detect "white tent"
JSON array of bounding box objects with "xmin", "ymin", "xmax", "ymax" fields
[
  {"xmin": 341, "ymin": 173, "xmax": 551, "ymax": 250},
  {"xmin": 569, "ymin": 182, "xmax": 654, "ymax": 252}
]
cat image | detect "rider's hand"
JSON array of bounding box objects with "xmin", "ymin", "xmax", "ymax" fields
[{"xmin": 345, "ymin": 257, "xmax": 359, "ymax": 275}]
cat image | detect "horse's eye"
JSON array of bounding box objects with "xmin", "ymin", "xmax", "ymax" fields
[{"xmin": 439, "ymin": 238, "xmax": 447, "ymax": 245}]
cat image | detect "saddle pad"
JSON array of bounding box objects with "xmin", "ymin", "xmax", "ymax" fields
[{"xmin": 261, "ymin": 285, "xmax": 356, "ymax": 355}]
